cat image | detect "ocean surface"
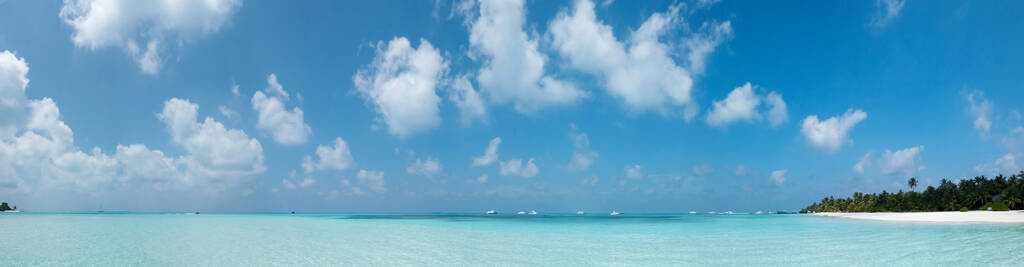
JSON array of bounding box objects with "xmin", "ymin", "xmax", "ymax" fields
[{"xmin": 2, "ymin": 212, "xmax": 1023, "ymax": 265}]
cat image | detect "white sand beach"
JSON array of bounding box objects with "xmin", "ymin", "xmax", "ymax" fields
[{"xmin": 816, "ymin": 211, "xmax": 1024, "ymax": 223}]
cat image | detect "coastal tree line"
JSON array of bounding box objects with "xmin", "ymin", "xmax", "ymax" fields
[{"xmin": 802, "ymin": 171, "xmax": 1024, "ymax": 213}]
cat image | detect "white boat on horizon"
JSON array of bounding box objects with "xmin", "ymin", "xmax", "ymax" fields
[
  {"xmin": 576, "ymin": 211, "xmax": 584, "ymax": 215},
  {"xmin": 517, "ymin": 211, "xmax": 527, "ymax": 215},
  {"xmin": 688, "ymin": 211, "xmax": 697, "ymax": 214},
  {"xmin": 610, "ymin": 211, "xmax": 621, "ymax": 216},
  {"xmin": 528, "ymin": 210, "xmax": 537, "ymax": 215},
  {"xmin": 486, "ymin": 210, "xmax": 497, "ymax": 215}
]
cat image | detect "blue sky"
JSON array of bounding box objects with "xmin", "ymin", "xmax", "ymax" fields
[{"xmin": 1, "ymin": 0, "xmax": 1022, "ymax": 212}]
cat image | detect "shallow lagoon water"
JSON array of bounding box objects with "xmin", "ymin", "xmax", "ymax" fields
[{"xmin": 2, "ymin": 213, "xmax": 1023, "ymax": 265}]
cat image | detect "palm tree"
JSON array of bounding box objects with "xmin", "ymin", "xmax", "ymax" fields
[{"xmin": 908, "ymin": 177, "xmax": 918, "ymax": 192}]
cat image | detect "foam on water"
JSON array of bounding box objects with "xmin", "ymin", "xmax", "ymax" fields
[{"xmin": 1, "ymin": 213, "xmax": 1023, "ymax": 265}]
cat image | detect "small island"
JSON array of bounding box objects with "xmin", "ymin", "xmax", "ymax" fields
[
  {"xmin": 1, "ymin": 202, "xmax": 17, "ymax": 212},
  {"xmin": 802, "ymin": 171, "xmax": 1024, "ymax": 223}
]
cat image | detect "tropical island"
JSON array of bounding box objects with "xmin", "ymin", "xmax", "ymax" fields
[
  {"xmin": 801, "ymin": 171, "xmax": 1024, "ymax": 223},
  {"xmin": 0, "ymin": 202, "xmax": 17, "ymax": 212}
]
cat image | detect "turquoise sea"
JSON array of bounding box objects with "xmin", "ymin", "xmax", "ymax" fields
[{"xmin": 2, "ymin": 213, "xmax": 1023, "ymax": 265}]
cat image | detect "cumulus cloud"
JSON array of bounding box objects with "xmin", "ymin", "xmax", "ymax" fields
[
  {"xmin": 302, "ymin": 137, "xmax": 354, "ymax": 173},
  {"xmin": 764, "ymin": 91, "xmax": 789, "ymax": 127},
  {"xmin": 567, "ymin": 125, "xmax": 598, "ymax": 172},
  {"xmin": 354, "ymin": 37, "xmax": 446, "ymax": 138},
  {"xmin": 870, "ymin": 0, "xmax": 905, "ymax": 29},
  {"xmin": 356, "ymin": 169, "xmax": 386, "ymax": 193},
  {"xmin": 472, "ymin": 137, "xmax": 501, "ymax": 166},
  {"xmin": 0, "ymin": 52, "xmax": 266, "ymax": 194},
  {"xmin": 447, "ymin": 75, "xmax": 488, "ymax": 126},
  {"xmin": 60, "ymin": 0, "xmax": 242, "ymax": 74},
  {"xmin": 974, "ymin": 153, "xmax": 1019, "ymax": 177},
  {"xmin": 407, "ymin": 157, "xmax": 442, "ymax": 178},
  {"xmin": 499, "ymin": 158, "xmax": 539, "ymax": 177},
  {"xmin": 250, "ymin": 74, "xmax": 311, "ymax": 144},
  {"xmin": 770, "ymin": 169, "xmax": 787, "ymax": 185},
  {"xmin": 801, "ymin": 109, "xmax": 867, "ymax": 153},
  {"xmin": 0, "ymin": 51, "xmax": 29, "ymax": 134},
  {"xmin": 469, "ymin": 0, "xmax": 584, "ymax": 113},
  {"xmin": 550, "ymin": 0, "xmax": 732, "ymax": 117},
  {"xmin": 624, "ymin": 164, "xmax": 645, "ymax": 179},
  {"xmin": 965, "ymin": 90, "xmax": 993, "ymax": 138},
  {"xmin": 878, "ymin": 146, "xmax": 925, "ymax": 177},
  {"xmin": 158, "ymin": 98, "xmax": 266, "ymax": 180},
  {"xmin": 853, "ymin": 152, "xmax": 872, "ymax": 175},
  {"xmin": 706, "ymin": 83, "xmax": 789, "ymax": 127}
]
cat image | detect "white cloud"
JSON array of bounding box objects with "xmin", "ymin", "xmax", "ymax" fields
[
  {"xmin": 567, "ymin": 125, "xmax": 598, "ymax": 172},
  {"xmin": 624, "ymin": 164, "xmax": 645, "ymax": 179},
  {"xmin": 770, "ymin": 169, "xmax": 787, "ymax": 185},
  {"xmin": 581, "ymin": 176, "xmax": 598, "ymax": 186},
  {"xmin": 473, "ymin": 173, "xmax": 488, "ymax": 184},
  {"xmin": 218, "ymin": 105, "xmax": 238, "ymax": 120},
  {"xmin": 706, "ymin": 83, "xmax": 788, "ymax": 127},
  {"xmin": 695, "ymin": 0, "xmax": 722, "ymax": 9},
  {"xmin": 1004, "ymin": 126, "xmax": 1024, "ymax": 152},
  {"xmin": 448, "ymin": 75, "xmax": 488, "ymax": 126},
  {"xmin": 356, "ymin": 169, "xmax": 386, "ymax": 193},
  {"xmin": 499, "ymin": 158, "xmax": 539, "ymax": 177},
  {"xmin": 302, "ymin": 137, "xmax": 354, "ymax": 173},
  {"xmin": 158, "ymin": 98, "xmax": 266, "ymax": 181},
  {"xmin": 853, "ymin": 152, "xmax": 872, "ymax": 175},
  {"xmin": 115, "ymin": 144, "xmax": 182, "ymax": 186},
  {"xmin": 550, "ymin": 0, "xmax": 731, "ymax": 117},
  {"xmin": 0, "ymin": 51, "xmax": 29, "ymax": 134},
  {"xmin": 60, "ymin": 0, "xmax": 242, "ymax": 74},
  {"xmin": 281, "ymin": 179, "xmax": 296, "ymax": 190},
  {"xmin": 878, "ymin": 146, "xmax": 925, "ymax": 177},
  {"xmin": 765, "ymin": 91, "xmax": 789, "ymax": 127},
  {"xmin": 870, "ymin": 0, "xmax": 905, "ymax": 29},
  {"xmin": 692, "ymin": 163, "xmax": 714, "ymax": 177},
  {"xmin": 299, "ymin": 177, "xmax": 316, "ymax": 188},
  {"xmin": 251, "ymin": 74, "xmax": 311, "ymax": 145},
  {"xmin": 974, "ymin": 153, "xmax": 1019, "ymax": 177},
  {"xmin": 0, "ymin": 53, "xmax": 265, "ymax": 194},
  {"xmin": 230, "ymin": 84, "xmax": 240, "ymax": 96},
  {"xmin": 472, "ymin": 137, "xmax": 501, "ymax": 166},
  {"xmin": 965, "ymin": 90, "xmax": 993, "ymax": 138},
  {"xmin": 407, "ymin": 157, "xmax": 442, "ymax": 178},
  {"xmin": 354, "ymin": 37, "xmax": 446, "ymax": 138},
  {"xmin": 469, "ymin": 0, "xmax": 584, "ymax": 113},
  {"xmin": 801, "ymin": 109, "xmax": 868, "ymax": 153}
]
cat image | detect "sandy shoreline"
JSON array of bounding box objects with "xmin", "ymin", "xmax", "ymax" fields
[{"xmin": 815, "ymin": 211, "xmax": 1024, "ymax": 223}]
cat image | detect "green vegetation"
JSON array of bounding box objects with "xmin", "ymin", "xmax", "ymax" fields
[
  {"xmin": 980, "ymin": 202, "xmax": 1010, "ymax": 211},
  {"xmin": 802, "ymin": 172, "xmax": 1024, "ymax": 213},
  {"xmin": 960, "ymin": 207, "xmax": 969, "ymax": 212},
  {"xmin": 0, "ymin": 202, "xmax": 13, "ymax": 211}
]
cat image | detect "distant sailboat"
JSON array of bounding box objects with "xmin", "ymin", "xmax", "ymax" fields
[
  {"xmin": 486, "ymin": 210, "xmax": 497, "ymax": 215},
  {"xmin": 528, "ymin": 210, "xmax": 537, "ymax": 215},
  {"xmin": 517, "ymin": 211, "xmax": 527, "ymax": 215},
  {"xmin": 688, "ymin": 211, "xmax": 697, "ymax": 214},
  {"xmin": 610, "ymin": 211, "xmax": 621, "ymax": 216},
  {"xmin": 576, "ymin": 211, "xmax": 584, "ymax": 215}
]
